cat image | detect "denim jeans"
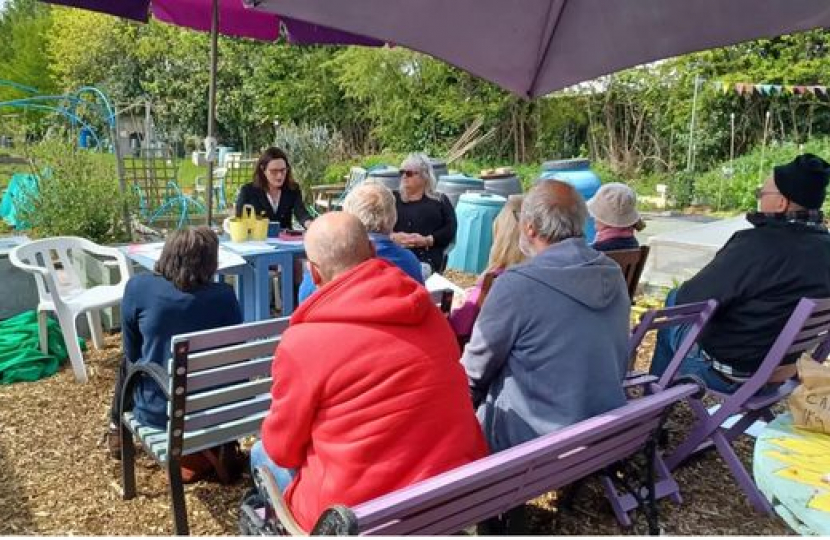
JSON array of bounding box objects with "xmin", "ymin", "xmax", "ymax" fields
[
  {"xmin": 648, "ymin": 289, "xmax": 744, "ymax": 395},
  {"xmin": 250, "ymin": 440, "xmax": 296, "ymax": 493}
]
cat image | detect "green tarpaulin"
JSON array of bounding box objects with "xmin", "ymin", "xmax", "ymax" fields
[{"xmin": 0, "ymin": 310, "xmax": 85, "ymax": 384}]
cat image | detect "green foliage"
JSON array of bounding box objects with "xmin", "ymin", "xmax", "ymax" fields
[
  {"xmin": 273, "ymin": 123, "xmax": 343, "ymax": 200},
  {"xmin": 694, "ymin": 137, "xmax": 830, "ymax": 211},
  {"xmin": 0, "ymin": 0, "xmax": 56, "ymax": 100},
  {"xmin": 17, "ymin": 138, "xmax": 131, "ymax": 243}
]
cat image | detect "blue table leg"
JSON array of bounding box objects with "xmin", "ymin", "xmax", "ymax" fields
[
  {"xmin": 238, "ymin": 263, "xmax": 257, "ymax": 322},
  {"xmin": 279, "ymin": 252, "xmax": 296, "ymax": 316},
  {"xmin": 255, "ymin": 256, "xmax": 272, "ymax": 321}
]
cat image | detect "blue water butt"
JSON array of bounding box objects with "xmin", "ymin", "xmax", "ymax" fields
[
  {"xmin": 447, "ymin": 192, "xmax": 506, "ymax": 274},
  {"xmin": 537, "ymin": 158, "xmax": 601, "ymax": 242}
]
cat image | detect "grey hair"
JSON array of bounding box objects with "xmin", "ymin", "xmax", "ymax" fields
[
  {"xmin": 520, "ymin": 179, "xmax": 587, "ymax": 243},
  {"xmin": 399, "ymin": 152, "xmax": 439, "ymax": 202},
  {"xmin": 342, "ymin": 181, "xmax": 397, "ymax": 234}
]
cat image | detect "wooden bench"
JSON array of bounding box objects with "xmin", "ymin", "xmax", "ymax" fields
[
  {"xmin": 252, "ymin": 381, "xmax": 702, "ymax": 535},
  {"xmin": 118, "ymin": 316, "xmax": 290, "ymax": 535}
]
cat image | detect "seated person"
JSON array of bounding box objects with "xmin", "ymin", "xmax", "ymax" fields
[
  {"xmin": 448, "ymin": 194, "xmax": 525, "ymax": 338},
  {"xmin": 390, "ymin": 153, "xmax": 457, "ymax": 273},
  {"xmin": 235, "ymin": 147, "xmax": 313, "ymax": 230},
  {"xmin": 587, "ymin": 182, "xmax": 644, "ymax": 252},
  {"xmin": 106, "ymin": 227, "xmax": 242, "ymax": 459},
  {"xmin": 250, "ymin": 212, "xmax": 487, "ymax": 531},
  {"xmin": 649, "ymin": 153, "xmax": 830, "ymax": 394},
  {"xmin": 461, "ymin": 181, "xmax": 630, "ymax": 453},
  {"xmin": 298, "ymin": 182, "xmax": 423, "ymax": 302}
]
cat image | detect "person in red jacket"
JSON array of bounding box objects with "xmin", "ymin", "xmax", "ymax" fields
[{"xmin": 250, "ymin": 211, "xmax": 488, "ymax": 532}]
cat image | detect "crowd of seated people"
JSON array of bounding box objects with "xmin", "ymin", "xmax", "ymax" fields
[{"xmin": 108, "ymin": 147, "xmax": 830, "ymax": 530}]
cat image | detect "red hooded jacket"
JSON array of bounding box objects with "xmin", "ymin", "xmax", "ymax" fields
[{"xmin": 261, "ymin": 258, "xmax": 488, "ymax": 531}]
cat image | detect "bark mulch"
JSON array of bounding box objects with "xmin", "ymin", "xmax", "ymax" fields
[{"xmin": 0, "ymin": 275, "xmax": 793, "ymax": 535}]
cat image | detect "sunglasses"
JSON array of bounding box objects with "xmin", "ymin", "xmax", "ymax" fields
[{"xmin": 399, "ymin": 169, "xmax": 420, "ymax": 178}]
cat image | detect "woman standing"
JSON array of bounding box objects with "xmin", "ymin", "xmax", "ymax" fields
[
  {"xmin": 391, "ymin": 153, "xmax": 456, "ymax": 273},
  {"xmin": 235, "ymin": 147, "xmax": 313, "ymax": 230}
]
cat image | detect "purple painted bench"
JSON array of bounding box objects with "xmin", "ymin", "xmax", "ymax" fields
[{"xmin": 250, "ymin": 382, "xmax": 702, "ymax": 535}]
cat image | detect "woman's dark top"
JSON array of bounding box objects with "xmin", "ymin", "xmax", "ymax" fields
[
  {"xmin": 393, "ymin": 191, "xmax": 457, "ymax": 272},
  {"xmin": 235, "ymin": 183, "xmax": 313, "ymax": 230},
  {"xmin": 121, "ymin": 273, "xmax": 242, "ymax": 428}
]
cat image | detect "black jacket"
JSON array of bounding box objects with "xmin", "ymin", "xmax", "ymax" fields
[
  {"xmin": 393, "ymin": 191, "xmax": 457, "ymax": 272},
  {"xmin": 235, "ymin": 183, "xmax": 313, "ymax": 230},
  {"xmin": 676, "ymin": 214, "xmax": 830, "ymax": 374}
]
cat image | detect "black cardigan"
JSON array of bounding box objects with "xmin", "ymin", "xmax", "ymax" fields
[
  {"xmin": 393, "ymin": 191, "xmax": 457, "ymax": 272},
  {"xmin": 235, "ymin": 183, "xmax": 313, "ymax": 230}
]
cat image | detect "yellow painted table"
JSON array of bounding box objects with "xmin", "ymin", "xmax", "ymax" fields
[{"xmin": 754, "ymin": 413, "xmax": 830, "ymax": 535}]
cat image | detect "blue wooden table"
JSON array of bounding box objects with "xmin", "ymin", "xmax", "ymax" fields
[
  {"xmin": 754, "ymin": 413, "xmax": 830, "ymax": 535},
  {"xmin": 222, "ymin": 240, "xmax": 305, "ymax": 321},
  {"xmin": 123, "ymin": 239, "xmax": 305, "ymax": 322}
]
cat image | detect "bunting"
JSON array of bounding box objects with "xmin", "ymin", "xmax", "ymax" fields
[{"xmin": 714, "ymin": 81, "xmax": 829, "ymax": 97}]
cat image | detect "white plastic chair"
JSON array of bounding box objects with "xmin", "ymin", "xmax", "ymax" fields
[{"xmin": 9, "ymin": 236, "xmax": 132, "ymax": 383}]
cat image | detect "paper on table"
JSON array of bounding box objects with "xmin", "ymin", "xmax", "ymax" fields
[
  {"xmin": 127, "ymin": 242, "xmax": 246, "ymax": 271},
  {"xmin": 265, "ymin": 237, "xmax": 304, "ymax": 246},
  {"xmin": 425, "ymin": 272, "xmax": 464, "ymax": 295},
  {"xmin": 224, "ymin": 241, "xmax": 273, "ymax": 254}
]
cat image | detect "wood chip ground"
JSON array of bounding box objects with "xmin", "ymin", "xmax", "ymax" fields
[{"xmin": 0, "ymin": 271, "xmax": 792, "ymax": 535}]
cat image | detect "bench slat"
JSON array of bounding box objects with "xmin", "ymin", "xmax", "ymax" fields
[
  {"xmin": 172, "ymin": 317, "xmax": 290, "ymax": 352},
  {"xmin": 185, "ymin": 379, "xmax": 273, "ymax": 414},
  {"xmin": 186, "ymin": 357, "xmax": 272, "ymax": 393},
  {"xmin": 184, "ymin": 393, "xmax": 271, "ymax": 432},
  {"xmin": 364, "ymin": 418, "xmax": 658, "ymax": 535},
  {"xmin": 350, "ymin": 388, "xmax": 696, "ymax": 533},
  {"xmin": 186, "ymin": 338, "xmax": 279, "ymax": 373},
  {"xmin": 182, "ymin": 411, "xmax": 268, "ymax": 454}
]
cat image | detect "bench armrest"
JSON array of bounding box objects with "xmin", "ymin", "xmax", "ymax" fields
[{"xmin": 255, "ymin": 466, "xmax": 308, "ymax": 536}]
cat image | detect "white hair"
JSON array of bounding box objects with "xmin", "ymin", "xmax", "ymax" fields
[
  {"xmin": 521, "ymin": 179, "xmax": 587, "ymax": 243},
  {"xmin": 342, "ymin": 181, "xmax": 397, "ymax": 234},
  {"xmin": 399, "ymin": 152, "xmax": 439, "ymax": 202}
]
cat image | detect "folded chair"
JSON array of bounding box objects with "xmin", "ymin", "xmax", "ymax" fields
[{"xmin": 663, "ymin": 297, "xmax": 830, "ymax": 514}]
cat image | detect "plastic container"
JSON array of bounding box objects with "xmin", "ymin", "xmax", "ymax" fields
[
  {"xmin": 537, "ymin": 158, "xmax": 601, "ymax": 242},
  {"xmin": 436, "ymin": 174, "xmax": 485, "ymax": 207},
  {"xmin": 366, "ymin": 167, "xmax": 401, "ymax": 192},
  {"xmin": 429, "ymin": 158, "xmax": 448, "ymax": 182},
  {"xmin": 267, "ymin": 222, "xmax": 281, "ymax": 238},
  {"xmin": 446, "ymin": 192, "xmax": 506, "ymax": 274},
  {"xmin": 481, "ymin": 167, "xmax": 523, "ymax": 199}
]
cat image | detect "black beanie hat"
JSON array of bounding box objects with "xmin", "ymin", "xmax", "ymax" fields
[{"xmin": 773, "ymin": 153, "xmax": 830, "ymax": 210}]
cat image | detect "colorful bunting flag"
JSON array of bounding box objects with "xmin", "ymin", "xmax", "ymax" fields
[{"xmin": 711, "ymin": 81, "xmax": 827, "ymax": 97}]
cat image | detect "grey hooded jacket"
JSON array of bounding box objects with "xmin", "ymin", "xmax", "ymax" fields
[{"xmin": 461, "ymin": 237, "xmax": 630, "ymax": 453}]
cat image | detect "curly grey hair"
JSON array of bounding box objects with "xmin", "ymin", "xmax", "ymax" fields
[
  {"xmin": 520, "ymin": 179, "xmax": 587, "ymax": 243},
  {"xmin": 342, "ymin": 182, "xmax": 397, "ymax": 234}
]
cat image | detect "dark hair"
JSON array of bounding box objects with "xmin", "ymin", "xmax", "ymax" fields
[
  {"xmin": 154, "ymin": 227, "xmax": 219, "ymax": 291},
  {"xmin": 252, "ymin": 147, "xmax": 298, "ymax": 192}
]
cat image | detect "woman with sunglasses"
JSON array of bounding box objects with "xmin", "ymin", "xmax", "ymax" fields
[
  {"xmin": 235, "ymin": 147, "xmax": 313, "ymax": 230},
  {"xmin": 390, "ymin": 153, "xmax": 457, "ymax": 274}
]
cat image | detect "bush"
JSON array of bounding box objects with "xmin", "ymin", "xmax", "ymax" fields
[
  {"xmin": 17, "ymin": 139, "xmax": 131, "ymax": 244},
  {"xmin": 273, "ymin": 123, "xmax": 344, "ymax": 199},
  {"xmin": 694, "ymin": 138, "xmax": 830, "ymax": 212}
]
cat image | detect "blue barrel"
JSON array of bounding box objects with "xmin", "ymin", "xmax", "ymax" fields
[
  {"xmin": 537, "ymin": 158, "xmax": 601, "ymax": 242},
  {"xmin": 437, "ymin": 174, "xmax": 485, "ymax": 207},
  {"xmin": 447, "ymin": 192, "xmax": 506, "ymax": 274}
]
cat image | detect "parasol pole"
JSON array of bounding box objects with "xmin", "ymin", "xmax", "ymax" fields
[{"xmin": 205, "ymin": 0, "xmax": 219, "ymax": 228}]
